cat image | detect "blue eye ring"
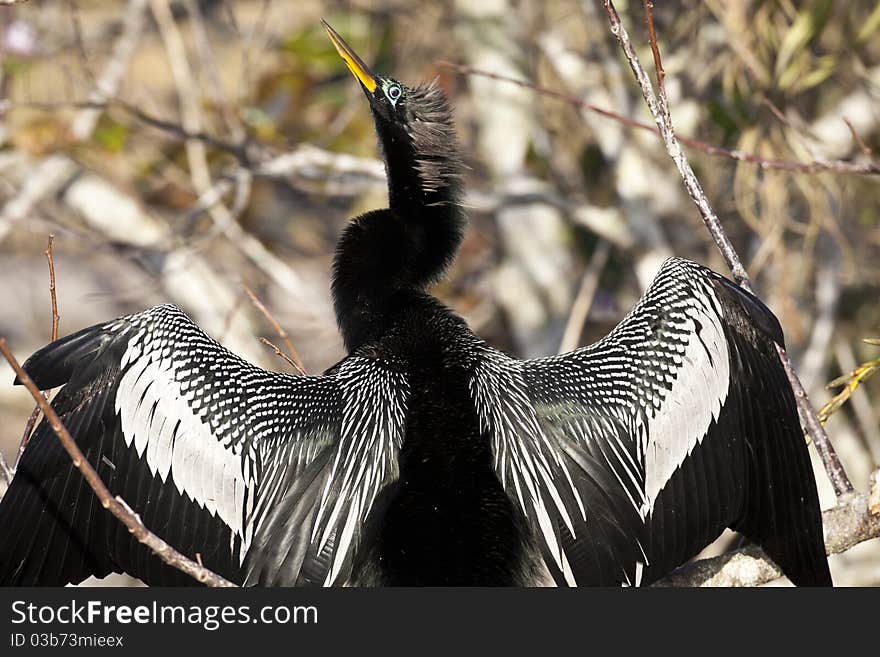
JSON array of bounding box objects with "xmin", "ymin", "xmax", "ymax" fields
[{"xmin": 385, "ymin": 84, "xmax": 402, "ymax": 105}]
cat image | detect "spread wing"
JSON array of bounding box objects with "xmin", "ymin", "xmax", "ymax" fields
[
  {"xmin": 0, "ymin": 305, "xmax": 408, "ymax": 587},
  {"xmin": 472, "ymin": 258, "xmax": 830, "ymax": 586}
]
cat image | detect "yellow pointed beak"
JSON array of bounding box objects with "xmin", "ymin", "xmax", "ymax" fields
[{"xmin": 322, "ymin": 20, "xmax": 378, "ymax": 93}]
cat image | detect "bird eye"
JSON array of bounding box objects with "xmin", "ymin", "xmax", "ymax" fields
[{"xmin": 385, "ymin": 84, "xmax": 402, "ymax": 105}]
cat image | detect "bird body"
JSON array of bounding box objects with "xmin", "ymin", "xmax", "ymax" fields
[{"xmin": 0, "ymin": 22, "xmax": 831, "ymax": 587}]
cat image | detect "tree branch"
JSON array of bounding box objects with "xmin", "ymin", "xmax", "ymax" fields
[
  {"xmin": 16, "ymin": 234, "xmax": 60, "ymax": 467},
  {"xmin": 558, "ymin": 240, "xmax": 611, "ymax": 354},
  {"xmin": 438, "ymin": 62, "xmax": 880, "ymax": 176},
  {"xmin": 601, "ymin": 0, "xmax": 853, "ymax": 496},
  {"xmin": 243, "ymin": 283, "xmax": 307, "ymax": 375}
]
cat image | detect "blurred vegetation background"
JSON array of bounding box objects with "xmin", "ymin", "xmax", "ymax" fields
[{"xmin": 0, "ymin": 0, "xmax": 877, "ymax": 584}]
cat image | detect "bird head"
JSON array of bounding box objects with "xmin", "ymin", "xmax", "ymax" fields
[
  {"xmin": 322, "ymin": 20, "xmax": 462, "ymax": 206},
  {"xmin": 323, "ymin": 21, "xmax": 401, "ymax": 117}
]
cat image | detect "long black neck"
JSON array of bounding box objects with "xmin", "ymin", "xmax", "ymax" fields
[
  {"xmin": 332, "ymin": 89, "xmax": 465, "ymax": 352},
  {"xmin": 376, "ymin": 119, "xmax": 460, "ymax": 218}
]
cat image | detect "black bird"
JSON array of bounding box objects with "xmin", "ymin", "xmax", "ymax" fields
[{"xmin": 0, "ymin": 22, "xmax": 831, "ymax": 587}]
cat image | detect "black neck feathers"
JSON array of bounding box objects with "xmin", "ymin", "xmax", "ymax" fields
[{"xmin": 332, "ymin": 80, "xmax": 466, "ymax": 351}]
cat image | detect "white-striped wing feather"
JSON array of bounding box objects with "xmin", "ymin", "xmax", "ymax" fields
[
  {"xmin": 4, "ymin": 303, "xmax": 412, "ymax": 587},
  {"xmin": 472, "ymin": 258, "xmax": 753, "ymax": 585}
]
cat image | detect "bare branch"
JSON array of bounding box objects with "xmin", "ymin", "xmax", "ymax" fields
[
  {"xmin": 243, "ymin": 284, "xmax": 307, "ymax": 376},
  {"xmin": 258, "ymin": 337, "xmax": 301, "ymax": 372},
  {"xmin": 438, "ymin": 62, "xmax": 880, "ymax": 176},
  {"xmin": 16, "ymin": 234, "xmax": 60, "ymax": 467},
  {"xmin": 843, "ymin": 118, "xmax": 873, "ymax": 157},
  {"xmin": 641, "ymin": 1, "xmax": 664, "ymax": 87},
  {"xmin": 601, "ymin": 0, "xmax": 853, "ymax": 496},
  {"xmin": 46, "ymin": 235, "xmax": 59, "ymax": 342},
  {"xmin": 559, "ymin": 241, "xmax": 611, "ymax": 354},
  {"xmin": 0, "ymin": 338, "xmax": 236, "ymax": 588},
  {"xmin": 150, "ymin": 0, "xmax": 213, "ymax": 193}
]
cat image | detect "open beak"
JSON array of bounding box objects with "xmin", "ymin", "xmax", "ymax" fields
[{"xmin": 322, "ymin": 20, "xmax": 378, "ymax": 93}]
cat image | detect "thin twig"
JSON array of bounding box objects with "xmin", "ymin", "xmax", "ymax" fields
[
  {"xmin": 258, "ymin": 337, "xmax": 301, "ymax": 372},
  {"xmin": 16, "ymin": 408, "xmax": 41, "ymax": 468},
  {"xmin": 601, "ymin": 0, "xmax": 853, "ymax": 496},
  {"xmin": 0, "ymin": 98, "xmax": 251, "ymax": 162},
  {"xmin": 150, "ymin": 0, "xmax": 213, "ymax": 194},
  {"xmin": 16, "ymin": 234, "xmax": 60, "ymax": 466},
  {"xmin": 117, "ymin": 100, "xmax": 250, "ymax": 162},
  {"xmin": 0, "ymin": 338, "xmax": 236, "ymax": 587},
  {"xmin": 843, "ymin": 118, "xmax": 873, "ymax": 156},
  {"xmin": 243, "ymin": 284, "xmax": 307, "ymax": 375},
  {"xmin": 559, "ymin": 241, "xmax": 611, "ymax": 354},
  {"xmin": 641, "ymin": 1, "xmax": 664, "ymax": 87},
  {"xmin": 220, "ymin": 287, "xmax": 247, "ymax": 344},
  {"xmin": 182, "ymin": 0, "xmax": 245, "ymax": 141},
  {"xmin": 438, "ymin": 62, "xmax": 880, "ymax": 176},
  {"xmin": 778, "ymin": 348, "xmax": 853, "ymax": 495},
  {"xmin": 46, "ymin": 234, "xmax": 59, "ymax": 341}
]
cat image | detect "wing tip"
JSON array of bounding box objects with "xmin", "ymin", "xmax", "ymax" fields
[
  {"xmin": 709, "ymin": 272, "xmax": 785, "ymax": 349},
  {"xmin": 655, "ymin": 258, "xmax": 785, "ymax": 348},
  {"xmin": 14, "ymin": 324, "xmax": 116, "ymax": 390}
]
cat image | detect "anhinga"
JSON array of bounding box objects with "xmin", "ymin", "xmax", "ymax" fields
[{"xmin": 0, "ymin": 22, "xmax": 831, "ymax": 587}]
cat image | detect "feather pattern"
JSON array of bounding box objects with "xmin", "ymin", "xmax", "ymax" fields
[
  {"xmin": 0, "ymin": 305, "xmax": 409, "ymax": 586},
  {"xmin": 405, "ymin": 80, "xmax": 464, "ymax": 201},
  {"xmin": 471, "ymin": 258, "xmax": 830, "ymax": 586}
]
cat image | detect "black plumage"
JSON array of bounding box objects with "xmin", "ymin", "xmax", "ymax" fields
[{"xmin": 0, "ymin": 22, "xmax": 831, "ymax": 587}]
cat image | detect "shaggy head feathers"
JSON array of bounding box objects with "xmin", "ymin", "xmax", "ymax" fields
[{"xmin": 401, "ymin": 79, "xmax": 464, "ymax": 201}]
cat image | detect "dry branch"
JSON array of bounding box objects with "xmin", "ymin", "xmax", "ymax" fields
[
  {"xmin": 16, "ymin": 235, "xmax": 60, "ymax": 467},
  {"xmin": 45, "ymin": 235, "xmax": 59, "ymax": 342},
  {"xmin": 258, "ymin": 337, "xmax": 302, "ymax": 372},
  {"xmin": 150, "ymin": 0, "xmax": 213, "ymax": 194},
  {"xmin": 0, "ymin": 338, "xmax": 236, "ymax": 588},
  {"xmin": 559, "ymin": 240, "xmax": 611, "ymax": 354},
  {"xmin": 601, "ymin": 0, "xmax": 853, "ymax": 497},
  {"xmin": 243, "ymin": 284, "xmax": 307, "ymax": 375},
  {"xmin": 439, "ymin": 62, "xmax": 880, "ymax": 176}
]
